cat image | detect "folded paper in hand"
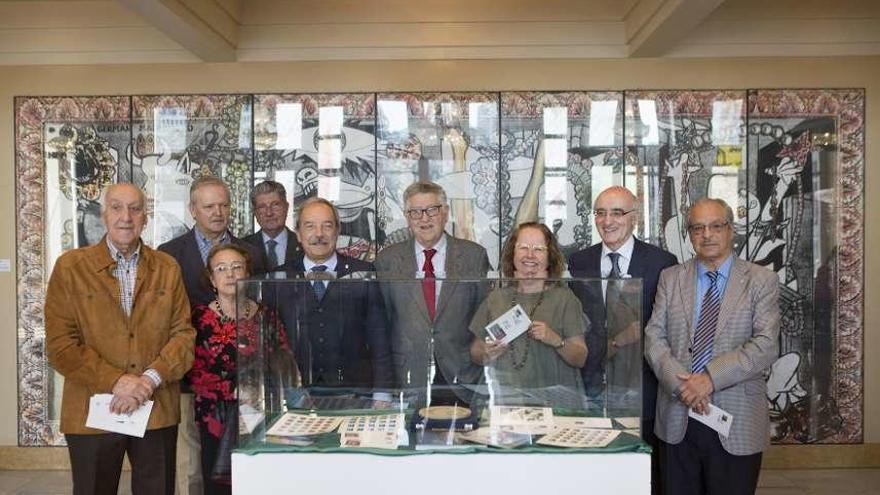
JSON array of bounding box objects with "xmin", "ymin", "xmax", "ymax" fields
[
  {"xmin": 484, "ymin": 304, "xmax": 532, "ymax": 345},
  {"xmin": 688, "ymin": 403, "xmax": 733, "ymax": 438},
  {"xmin": 85, "ymin": 394, "xmax": 153, "ymax": 438}
]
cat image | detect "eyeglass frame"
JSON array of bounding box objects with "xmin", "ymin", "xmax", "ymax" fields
[
  {"xmin": 254, "ymin": 201, "xmax": 287, "ymax": 214},
  {"xmin": 593, "ymin": 208, "xmax": 636, "ymax": 219},
  {"xmin": 514, "ymin": 243, "xmax": 548, "ymax": 253},
  {"xmin": 687, "ymin": 221, "xmax": 730, "ymax": 235},
  {"xmin": 211, "ymin": 262, "xmax": 247, "ymax": 275},
  {"xmin": 405, "ymin": 204, "xmax": 445, "ymax": 220}
]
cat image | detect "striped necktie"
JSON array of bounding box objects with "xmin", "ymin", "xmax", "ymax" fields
[
  {"xmin": 266, "ymin": 239, "xmax": 278, "ymax": 269},
  {"xmin": 691, "ymin": 271, "xmax": 721, "ymax": 373},
  {"xmin": 311, "ymin": 265, "xmax": 328, "ymax": 300}
]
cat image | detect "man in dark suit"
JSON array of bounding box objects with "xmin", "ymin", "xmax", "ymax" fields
[
  {"xmin": 157, "ymin": 175, "xmax": 264, "ymax": 495},
  {"xmin": 374, "ymin": 181, "xmax": 491, "ymax": 403},
  {"xmin": 276, "ymin": 197, "xmax": 393, "ymax": 391},
  {"xmin": 645, "ymin": 198, "xmax": 779, "ymax": 495},
  {"xmin": 158, "ymin": 176, "xmax": 265, "ymax": 309},
  {"xmin": 243, "ymin": 180, "xmax": 301, "ymax": 272},
  {"xmin": 568, "ymin": 186, "xmax": 677, "ymax": 495}
]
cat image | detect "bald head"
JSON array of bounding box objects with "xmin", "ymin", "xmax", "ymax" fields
[
  {"xmin": 101, "ymin": 183, "xmax": 147, "ymax": 257},
  {"xmin": 593, "ymin": 186, "xmax": 639, "ymax": 251}
]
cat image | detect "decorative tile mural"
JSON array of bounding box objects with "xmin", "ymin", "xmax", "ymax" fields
[
  {"xmin": 15, "ymin": 96, "xmax": 131, "ymax": 445},
  {"xmin": 131, "ymin": 95, "xmax": 254, "ymax": 246},
  {"xmin": 376, "ymin": 92, "xmax": 501, "ymax": 264},
  {"xmin": 254, "ymin": 93, "xmax": 377, "ymax": 259},
  {"xmin": 15, "ymin": 89, "xmax": 864, "ymax": 445},
  {"xmin": 501, "ymin": 91, "xmax": 623, "ymax": 257}
]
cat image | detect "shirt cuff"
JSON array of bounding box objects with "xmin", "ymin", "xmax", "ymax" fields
[{"xmin": 142, "ymin": 368, "xmax": 162, "ymax": 388}]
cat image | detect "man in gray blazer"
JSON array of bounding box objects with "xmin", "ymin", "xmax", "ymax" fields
[
  {"xmin": 375, "ymin": 181, "xmax": 491, "ymax": 402},
  {"xmin": 645, "ymin": 198, "xmax": 779, "ymax": 495}
]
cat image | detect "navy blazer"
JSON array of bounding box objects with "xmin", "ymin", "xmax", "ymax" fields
[
  {"xmin": 158, "ymin": 228, "xmax": 266, "ymax": 309},
  {"xmin": 568, "ymin": 237, "xmax": 677, "ymax": 430},
  {"xmin": 242, "ymin": 228, "xmax": 302, "ymax": 272},
  {"xmin": 273, "ymin": 253, "xmax": 394, "ymax": 390}
]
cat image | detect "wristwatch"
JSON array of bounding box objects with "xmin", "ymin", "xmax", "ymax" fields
[{"xmin": 554, "ymin": 339, "xmax": 565, "ymax": 349}]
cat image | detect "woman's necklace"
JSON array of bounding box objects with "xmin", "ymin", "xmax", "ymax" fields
[
  {"xmin": 507, "ymin": 287, "xmax": 545, "ymax": 370},
  {"xmin": 213, "ymin": 299, "xmax": 251, "ymax": 322}
]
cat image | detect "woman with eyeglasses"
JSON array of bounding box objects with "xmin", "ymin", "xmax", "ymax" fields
[
  {"xmin": 469, "ymin": 222, "xmax": 587, "ymax": 402},
  {"xmin": 188, "ymin": 244, "xmax": 297, "ymax": 493}
]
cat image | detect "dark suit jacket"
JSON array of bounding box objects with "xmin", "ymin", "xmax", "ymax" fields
[
  {"xmin": 274, "ymin": 254, "xmax": 393, "ymax": 390},
  {"xmin": 374, "ymin": 235, "xmax": 491, "ymax": 390},
  {"xmin": 158, "ymin": 228, "xmax": 266, "ymax": 309},
  {"xmin": 242, "ymin": 228, "xmax": 302, "ymax": 272},
  {"xmin": 568, "ymin": 237, "xmax": 677, "ymax": 431}
]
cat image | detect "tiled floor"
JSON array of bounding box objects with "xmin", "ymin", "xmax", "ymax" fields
[{"xmin": 0, "ymin": 468, "xmax": 877, "ymax": 494}]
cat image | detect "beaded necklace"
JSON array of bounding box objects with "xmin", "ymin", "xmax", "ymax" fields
[
  {"xmin": 213, "ymin": 299, "xmax": 252, "ymax": 323},
  {"xmin": 507, "ymin": 287, "xmax": 545, "ymax": 370}
]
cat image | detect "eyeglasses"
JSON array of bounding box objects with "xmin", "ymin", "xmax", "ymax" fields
[
  {"xmin": 687, "ymin": 222, "xmax": 730, "ymax": 235},
  {"xmin": 515, "ymin": 243, "xmax": 548, "ymax": 254},
  {"xmin": 405, "ymin": 205, "xmax": 444, "ymax": 220},
  {"xmin": 593, "ymin": 208, "xmax": 635, "ymax": 219},
  {"xmin": 212, "ymin": 262, "xmax": 246, "ymax": 275},
  {"xmin": 255, "ymin": 201, "xmax": 286, "ymax": 214}
]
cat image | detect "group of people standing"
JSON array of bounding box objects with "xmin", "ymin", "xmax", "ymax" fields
[{"xmin": 45, "ymin": 175, "xmax": 779, "ymax": 495}]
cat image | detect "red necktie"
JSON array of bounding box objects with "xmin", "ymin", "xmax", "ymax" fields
[{"xmin": 422, "ymin": 248, "xmax": 436, "ymax": 321}]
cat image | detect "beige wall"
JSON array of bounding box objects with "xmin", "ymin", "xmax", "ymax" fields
[{"xmin": 1, "ymin": 56, "xmax": 877, "ymax": 452}]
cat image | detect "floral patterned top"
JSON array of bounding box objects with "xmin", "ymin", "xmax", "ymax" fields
[{"xmin": 188, "ymin": 303, "xmax": 292, "ymax": 438}]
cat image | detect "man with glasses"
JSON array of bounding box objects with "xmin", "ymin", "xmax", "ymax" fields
[
  {"xmin": 568, "ymin": 185, "xmax": 676, "ymax": 495},
  {"xmin": 375, "ymin": 181, "xmax": 491, "ymax": 403},
  {"xmin": 158, "ymin": 175, "xmax": 264, "ymax": 495},
  {"xmin": 645, "ymin": 198, "xmax": 779, "ymax": 495},
  {"xmin": 243, "ymin": 180, "xmax": 301, "ymax": 272}
]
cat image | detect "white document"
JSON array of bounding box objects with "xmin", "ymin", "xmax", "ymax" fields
[
  {"xmin": 537, "ymin": 428, "xmax": 621, "ymax": 448},
  {"xmin": 85, "ymin": 394, "xmax": 153, "ymax": 438},
  {"xmin": 238, "ymin": 404, "xmax": 265, "ymax": 435},
  {"xmin": 554, "ymin": 416, "xmax": 614, "ymax": 430},
  {"xmin": 614, "ymin": 416, "xmax": 641, "ymax": 429},
  {"xmin": 689, "ymin": 404, "xmax": 733, "ymax": 438},
  {"xmin": 484, "ymin": 304, "xmax": 532, "ymax": 345}
]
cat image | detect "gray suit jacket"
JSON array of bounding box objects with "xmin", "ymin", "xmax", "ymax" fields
[
  {"xmin": 644, "ymin": 256, "xmax": 779, "ymax": 455},
  {"xmin": 374, "ymin": 235, "xmax": 491, "ymax": 389}
]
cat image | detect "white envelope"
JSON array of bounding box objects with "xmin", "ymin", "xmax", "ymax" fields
[
  {"xmin": 688, "ymin": 403, "xmax": 733, "ymax": 438},
  {"xmin": 85, "ymin": 394, "xmax": 153, "ymax": 438},
  {"xmin": 484, "ymin": 304, "xmax": 532, "ymax": 345}
]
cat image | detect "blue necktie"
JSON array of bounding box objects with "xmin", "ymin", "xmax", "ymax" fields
[
  {"xmin": 608, "ymin": 252, "xmax": 622, "ymax": 279},
  {"xmin": 266, "ymin": 239, "xmax": 278, "ymax": 269},
  {"xmin": 311, "ymin": 265, "xmax": 328, "ymax": 300},
  {"xmin": 691, "ymin": 271, "xmax": 721, "ymax": 372}
]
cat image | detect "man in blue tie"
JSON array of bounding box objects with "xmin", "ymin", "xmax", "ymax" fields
[
  {"xmin": 276, "ymin": 197, "xmax": 392, "ymax": 389},
  {"xmin": 645, "ymin": 198, "xmax": 780, "ymax": 495},
  {"xmin": 243, "ymin": 180, "xmax": 302, "ymax": 272},
  {"xmin": 568, "ymin": 186, "xmax": 677, "ymax": 495}
]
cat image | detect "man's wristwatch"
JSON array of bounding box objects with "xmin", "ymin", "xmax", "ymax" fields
[{"xmin": 554, "ymin": 339, "xmax": 565, "ymax": 349}]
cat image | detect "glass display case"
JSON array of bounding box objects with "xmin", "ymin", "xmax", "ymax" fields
[{"xmin": 233, "ymin": 276, "xmax": 644, "ymax": 455}]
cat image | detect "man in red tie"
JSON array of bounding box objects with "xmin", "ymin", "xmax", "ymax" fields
[{"xmin": 375, "ymin": 181, "xmax": 491, "ymax": 401}]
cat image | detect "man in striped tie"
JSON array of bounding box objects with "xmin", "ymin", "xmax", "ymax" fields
[{"xmin": 645, "ymin": 197, "xmax": 780, "ymax": 495}]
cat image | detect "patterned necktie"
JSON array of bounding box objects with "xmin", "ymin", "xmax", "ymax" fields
[
  {"xmin": 608, "ymin": 252, "xmax": 622, "ymax": 279},
  {"xmin": 266, "ymin": 239, "xmax": 278, "ymax": 269},
  {"xmin": 422, "ymin": 249, "xmax": 436, "ymax": 321},
  {"xmin": 691, "ymin": 271, "xmax": 721, "ymax": 372},
  {"xmin": 311, "ymin": 265, "xmax": 328, "ymax": 300}
]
